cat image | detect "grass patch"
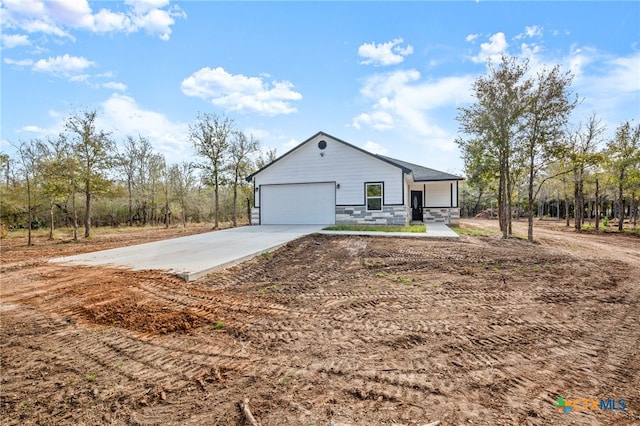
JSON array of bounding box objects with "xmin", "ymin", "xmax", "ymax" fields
[
  {"xmin": 323, "ymin": 224, "xmax": 425, "ymax": 233},
  {"xmin": 449, "ymin": 226, "xmax": 498, "ymax": 236}
]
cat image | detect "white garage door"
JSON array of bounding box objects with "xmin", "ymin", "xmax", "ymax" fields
[{"xmin": 261, "ymin": 183, "xmax": 335, "ymax": 225}]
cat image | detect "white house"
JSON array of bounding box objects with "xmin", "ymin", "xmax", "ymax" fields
[{"xmin": 246, "ymin": 131, "xmax": 463, "ymax": 226}]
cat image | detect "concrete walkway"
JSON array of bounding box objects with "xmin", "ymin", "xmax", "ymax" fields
[
  {"xmin": 319, "ymin": 222, "xmax": 459, "ymax": 239},
  {"xmin": 51, "ymin": 225, "xmax": 324, "ymax": 281}
]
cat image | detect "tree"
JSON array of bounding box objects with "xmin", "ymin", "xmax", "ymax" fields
[
  {"xmin": 567, "ymin": 114, "xmax": 605, "ymax": 230},
  {"xmin": 65, "ymin": 109, "xmax": 115, "ymax": 238},
  {"xmin": 228, "ymin": 131, "xmax": 259, "ymax": 226},
  {"xmin": 189, "ymin": 113, "xmax": 234, "ymax": 229},
  {"xmin": 169, "ymin": 162, "xmax": 195, "ymax": 228},
  {"xmin": 116, "ymin": 136, "xmax": 156, "ymax": 226},
  {"xmin": 456, "ymin": 137, "xmax": 499, "ymax": 216},
  {"xmin": 607, "ymin": 121, "xmax": 640, "ymax": 231},
  {"xmin": 12, "ymin": 139, "xmax": 40, "ymax": 246},
  {"xmin": 457, "ymin": 56, "xmax": 530, "ymax": 238},
  {"xmin": 37, "ymin": 135, "xmax": 80, "ymax": 239},
  {"xmin": 255, "ymin": 147, "xmax": 277, "ymax": 169},
  {"xmin": 519, "ymin": 64, "xmax": 576, "ymax": 241}
]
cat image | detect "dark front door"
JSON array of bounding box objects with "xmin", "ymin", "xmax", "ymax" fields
[{"xmin": 411, "ymin": 191, "xmax": 423, "ymax": 221}]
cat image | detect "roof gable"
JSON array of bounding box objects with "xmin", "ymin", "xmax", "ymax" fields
[
  {"xmin": 246, "ymin": 131, "xmax": 408, "ymax": 181},
  {"xmin": 246, "ymin": 131, "xmax": 462, "ymax": 182}
]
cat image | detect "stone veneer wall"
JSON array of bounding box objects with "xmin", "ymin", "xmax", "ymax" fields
[
  {"xmin": 250, "ymin": 207, "xmax": 260, "ymax": 225},
  {"xmin": 335, "ymin": 205, "xmax": 409, "ymax": 226},
  {"xmin": 422, "ymin": 207, "xmax": 460, "ymax": 225}
]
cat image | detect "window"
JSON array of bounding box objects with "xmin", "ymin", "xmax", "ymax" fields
[{"xmin": 366, "ymin": 183, "xmax": 383, "ymax": 211}]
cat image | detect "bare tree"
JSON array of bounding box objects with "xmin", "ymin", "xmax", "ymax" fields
[
  {"xmin": 116, "ymin": 136, "xmax": 156, "ymax": 226},
  {"xmin": 169, "ymin": 162, "xmax": 195, "ymax": 228},
  {"xmin": 189, "ymin": 113, "xmax": 234, "ymax": 229},
  {"xmin": 229, "ymin": 131, "xmax": 259, "ymax": 226},
  {"xmin": 12, "ymin": 140, "xmax": 40, "ymax": 246},
  {"xmin": 65, "ymin": 110, "xmax": 114, "ymax": 238},
  {"xmin": 255, "ymin": 147, "xmax": 277, "ymax": 169}
]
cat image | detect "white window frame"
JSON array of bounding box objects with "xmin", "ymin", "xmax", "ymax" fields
[{"xmin": 366, "ymin": 182, "xmax": 383, "ymax": 212}]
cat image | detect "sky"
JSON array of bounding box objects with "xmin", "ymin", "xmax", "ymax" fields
[{"xmin": 1, "ymin": 0, "xmax": 639, "ymax": 176}]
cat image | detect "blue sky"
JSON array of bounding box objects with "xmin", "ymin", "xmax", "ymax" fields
[{"xmin": 2, "ymin": 1, "xmax": 639, "ymax": 175}]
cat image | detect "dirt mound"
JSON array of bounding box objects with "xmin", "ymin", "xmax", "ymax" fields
[{"xmin": 79, "ymin": 298, "xmax": 204, "ymax": 334}]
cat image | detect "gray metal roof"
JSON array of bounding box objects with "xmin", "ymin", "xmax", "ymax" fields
[{"xmin": 376, "ymin": 155, "xmax": 463, "ymax": 182}]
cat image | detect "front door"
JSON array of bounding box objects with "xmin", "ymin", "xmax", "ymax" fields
[{"xmin": 411, "ymin": 191, "xmax": 423, "ymax": 221}]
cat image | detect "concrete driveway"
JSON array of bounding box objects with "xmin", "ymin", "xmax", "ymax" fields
[{"xmin": 51, "ymin": 225, "xmax": 324, "ymax": 281}]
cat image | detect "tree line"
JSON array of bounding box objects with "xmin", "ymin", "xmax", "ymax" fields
[
  {"xmin": 456, "ymin": 56, "xmax": 640, "ymax": 241},
  {"xmin": 1, "ymin": 110, "xmax": 276, "ymax": 245}
]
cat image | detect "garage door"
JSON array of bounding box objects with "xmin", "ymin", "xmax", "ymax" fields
[{"xmin": 260, "ymin": 183, "xmax": 335, "ymax": 225}]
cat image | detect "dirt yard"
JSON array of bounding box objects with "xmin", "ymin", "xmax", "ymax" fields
[{"xmin": 1, "ymin": 220, "xmax": 638, "ymax": 425}]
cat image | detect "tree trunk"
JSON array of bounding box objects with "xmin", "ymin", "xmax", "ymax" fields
[
  {"xmin": 618, "ymin": 182, "xmax": 624, "ymax": 231},
  {"xmin": 498, "ymin": 161, "xmax": 508, "ymax": 238},
  {"xmin": 128, "ymin": 180, "xmax": 133, "ymax": 227},
  {"xmin": 49, "ymin": 201, "xmax": 55, "ymax": 240},
  {"xmin": 564, "ymin": 193, "xmax": 570, "ymax": 227},
  {"xmin": 527, "ymin": 156, "xmax": 535, "ymax": 242},
  {"xmin": 633, "ymin": 193, "xmax": 637, "ymax": 227},
  {"xmin": 506, "ymin": 157, "xmax": 513, "ymax": 238},
  {"xmin": 71, "ymin": 187, "xmax": 78, "ymax": 241},
  {"xmin": 232, "ymin": 180, "xmax": 238, "ymax": 227},
  {"xmin": 595, "ymin": 179, "xmax": 600, "ymax": 231},
  {"xmin": 214, "ymin": 174, "xmax": 220, "ymax": 229},
  {"xmin": 474, "ymin": 187, "xmax": 484, "ymax": 216},
  {"xmin": 84, "ymin": 183, "xmax": 91, "ymax": 238},
  {"xmin": 26, "ymin": 176, "xmax": 32, "ymax": 246}
]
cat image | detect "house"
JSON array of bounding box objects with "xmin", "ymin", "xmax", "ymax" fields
[{"xmin": 246, "ymin": 131, "xmax": 463, "ymax": 226}]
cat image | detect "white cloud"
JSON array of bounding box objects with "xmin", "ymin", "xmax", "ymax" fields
[
  {"xmin": 471, "ymin": 32, "xmax": 509, "ymax": 63},
  {"xmin": 565, "ymin": 45, "xmax": 597, "ymax": 78},
  {"xmin": 516, "ymin": 25, "xmax": 543, "ymax": 40},
  {"xmin": 20, "ymin": 125, "xmax": 49, "ymax": 135},
  {"xmin": 45, "ymin": 0, "xmax": 93, "ymax": 28},
  {"xmin": 465, "ymin": 33, "xmax": 479, "ymax": 43},
  {"xmin": 130, "ymin": 6, "xmax": 183, "ymax": 40},
  {"xmin": 4, "ymin": 58, "xmax": 35, "ymax": 67},
  {"xmin": 358, "ymin": 38, "xmax": 414, "ymax": 67},
  {"xmin": 102, "ymin": 81, "xmax": 127, "ymax": 91},
  {"xmin": 281, "ymin": 138, "xmax": 299, "ymax": 151},
  {"xmin": 525, "ymin": 25, "xmax": 543, "ymax": 38},
  {"xmin": 1, "ymin": 33, "xmax": 30, "ymax": 48},
  {"xmin": 32, "ymin": 54, "xmax": 95, "ymax": 80},
  {"xmin": 92, "ymin": 9, "xmax": 135, "ymax": 33},
  {"xmin": 354, "ymin": 69, "xmax": 475, "ymax": 151},
  {"xmin": 361, "ymin": 141, "xmax": 388, "ymax": 155},
  {"xmin": 180, "ymin": 67, "xmax": 302, "ymax": 116},
  {"xmin": 100, "ymin": 93, "xmax": 190, "ymax": 161},
  {"xmin": 352, "ymin": 111, "xmax": 394, "ymax": 131},
  {"xmin": 125, "ymin": 0, "xmax": 171, "ymax": 14},
  {"xmin": 571, "ymin": 51, "xmax": 640, "ymax": 122},
  {"xmin": 243, "ymin": 128, "xmax": 271, "ymax": 140},
  {"xmin": 0, "ymin": 0, "xmax": 184, "ymax": 42}
]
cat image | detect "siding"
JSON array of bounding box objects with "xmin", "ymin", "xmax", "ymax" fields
[
  {"xmin": 424, "ymin": 181, "xmax": 454, "ymax": 207},
  {"xmin": 254, "ymin": 134, "xmax": 404, "ymax": 207}
]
